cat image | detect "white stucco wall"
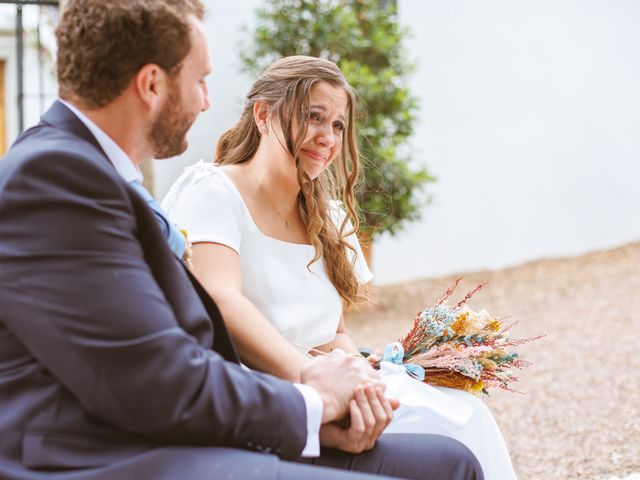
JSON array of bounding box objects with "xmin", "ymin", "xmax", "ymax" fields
[{"xmin": 373, "ymin": 0, "xmax": 640, "ymax": 283}]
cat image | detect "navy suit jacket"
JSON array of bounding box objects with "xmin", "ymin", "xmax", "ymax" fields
[{"xmin": 0, "ymin": 101, "xmax": 308, "ymax": 478}]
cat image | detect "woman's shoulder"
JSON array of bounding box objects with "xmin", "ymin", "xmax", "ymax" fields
[
  {"xmin": 161, "ymin": 160, "xmax": 239, "ymax": 212},
  {"xmin": 172, "ymin": 159, "xmax": 229, "ymax": 190}
]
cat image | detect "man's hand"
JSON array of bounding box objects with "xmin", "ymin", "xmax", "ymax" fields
[
  {"xmin": 301, "ymin": 349, "xmax": 384, "ymax": 423},
  {"xmin": 320, "ymin": 384, "xmax": 399, "ymax": 453}
]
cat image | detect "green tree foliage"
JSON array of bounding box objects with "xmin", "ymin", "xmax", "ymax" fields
[{"xmin": 241, "ymin": 0, "xmax": 434, "ymax": 239}]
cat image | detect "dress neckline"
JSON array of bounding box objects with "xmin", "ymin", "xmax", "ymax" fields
[{"xmin": 212, "ymin": 163, "xmax": 315, "ymax": 249}]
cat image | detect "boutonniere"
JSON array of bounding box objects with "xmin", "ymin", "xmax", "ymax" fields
[{"xmin": 180, "ymin": 228, "xmax": 194, "ymax": 270}]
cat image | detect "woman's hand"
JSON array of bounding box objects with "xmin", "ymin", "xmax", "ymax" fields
[
  {"xmin": 362, "ymin": 348, "xmax": 384, "ymax": 370},
  {"xmin": 319, "ymin": 383, "xmax": 399, "ymax": 453},
  {"xmin": 367, "ymin": 348, "xmax": 384, "ymax": 364}
]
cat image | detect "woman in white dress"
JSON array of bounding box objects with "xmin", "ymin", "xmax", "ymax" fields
[{"xmin": 163, "ymin": 55, "xmax": 517, "ymax": 479}]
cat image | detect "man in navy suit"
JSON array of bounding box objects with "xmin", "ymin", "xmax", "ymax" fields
[{"xmin": 0, "ymin": 1, "xmax": 483, "ymax": 479}]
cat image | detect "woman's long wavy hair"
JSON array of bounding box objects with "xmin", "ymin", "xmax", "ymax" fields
[{"xmin": 215, "ymin": 55, "xmax": 365, "ymax": 307}]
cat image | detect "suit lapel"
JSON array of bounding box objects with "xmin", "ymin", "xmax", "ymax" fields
[
  {"xmin": 181, "ymin": 264, "xmax": 240, "ymax": 364},
  {"xmin": 125, "ymin": 178, "xmax": 241, "ymax": 365},
  {"xmin": 41, "ymin": 100, "xmax": 242, "ymax": 365}
]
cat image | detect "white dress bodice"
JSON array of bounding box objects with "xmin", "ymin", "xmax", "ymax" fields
[{"xmin": 161, "ymin": 160, "xmax": 372, "ymax": 352}]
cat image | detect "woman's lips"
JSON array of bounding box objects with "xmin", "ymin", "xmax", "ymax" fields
[{"xmin": 302, "ymin": 149, "xmax": 326, "ymax": 162}]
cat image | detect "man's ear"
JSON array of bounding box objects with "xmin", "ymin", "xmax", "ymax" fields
[
  {"xmin": 134, "ymin": 63, "xmax": 168, "ymax": 114},
  {"xmin": 253, "ymin": 100, "xmax": 271, "ymax": 132}
]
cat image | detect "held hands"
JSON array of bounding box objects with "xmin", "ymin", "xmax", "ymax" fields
[
  {"xmin": 300, "ymin": 349, "xmax": 401, "ymax": 453},
  {"xmin": 300, "ymin": 349, "xmax": 385, "ymax": 423},
  {"xmin": 320, "ymin": 384, "xmax": 400, "ymax": 453}
]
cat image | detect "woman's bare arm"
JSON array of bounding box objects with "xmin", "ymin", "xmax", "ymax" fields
[
  {"xmin": 313, "ymin": 315, "xmax": 361, "ymax": 356},
  {"xmin": 191, "ymin": 242, "xmax": 311, "ymax": 382}
]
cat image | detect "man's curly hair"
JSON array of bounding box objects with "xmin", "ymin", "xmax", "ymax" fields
[{"xmin": 56, "ymin": 0, "xmax": 205, "ymax": 108}]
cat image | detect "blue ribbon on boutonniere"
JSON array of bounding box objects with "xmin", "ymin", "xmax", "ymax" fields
[{"xmin": 382, "ymin": 342, "xmax": 426, "ymax": 382}]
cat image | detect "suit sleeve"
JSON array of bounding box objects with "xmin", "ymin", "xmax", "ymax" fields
[{"xmin": 0, "ymin": 148, "xmax": 308, "ymax": 459}]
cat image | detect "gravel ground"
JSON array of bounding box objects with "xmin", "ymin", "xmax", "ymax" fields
[{"xmin": 345, "ymin": 242, "xmax": 640, "ymax": 480}]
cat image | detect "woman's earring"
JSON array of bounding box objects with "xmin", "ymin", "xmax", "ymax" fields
[{"xmin": 260, "ymin": 125, "xmax": 268, "ymax": 134}]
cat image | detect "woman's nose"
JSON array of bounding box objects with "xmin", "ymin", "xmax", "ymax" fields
[{"xmin": 315, "ymin": 123, "xmax": 334, "ymax": 148}]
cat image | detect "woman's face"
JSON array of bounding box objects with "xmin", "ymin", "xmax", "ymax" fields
[{"xmin": 294, "ymin": 81, "xmax": 349, "ymax": 180}]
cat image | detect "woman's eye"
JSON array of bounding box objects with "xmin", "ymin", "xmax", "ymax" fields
[
  {"xmin": 309, "ymin": 111, "xmax": 322, "ymax": 121},
  {"xmin": 333, "ymin": 121, "xmax": 345, "ymax": 131}
]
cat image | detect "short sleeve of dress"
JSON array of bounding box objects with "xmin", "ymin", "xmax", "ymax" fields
[
  {"xmin": 330, "ymin": 202, "xmax": 373, "ymax": 284},
  {"xmin": 161, "ymin": 160, "xmax": 243, "ymax": 253}
]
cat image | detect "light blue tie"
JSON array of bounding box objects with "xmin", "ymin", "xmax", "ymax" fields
[{"xmin": 129, "ymin": 180, "xmax": 186, "ymax": 259}]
